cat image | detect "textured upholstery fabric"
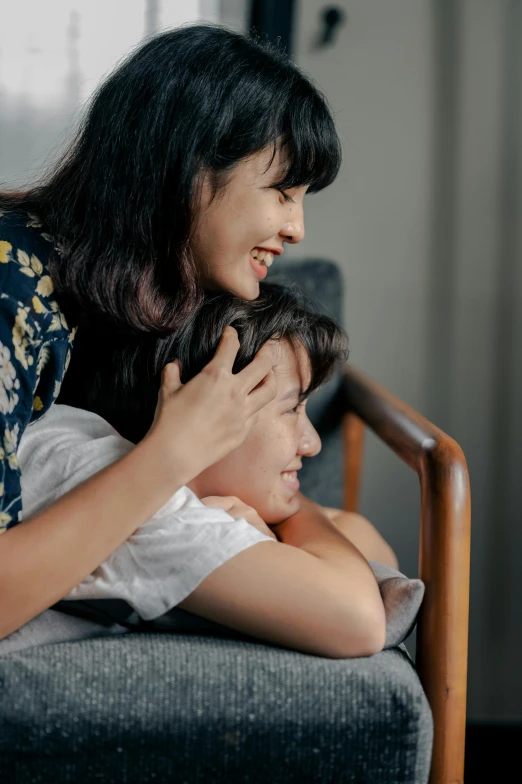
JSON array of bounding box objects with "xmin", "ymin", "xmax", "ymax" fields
[
  {"xmin": 0, "ymin": 260, "xmax": 433, "ymax": 783},
  {"xmin": 0, "ymin": 634, "xmax": 432, "ymax": 784}
]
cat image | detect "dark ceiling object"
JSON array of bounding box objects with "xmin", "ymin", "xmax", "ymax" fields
[{"xmin": 249, "ymin": 0, "xmax": 296, "ymax": 58}]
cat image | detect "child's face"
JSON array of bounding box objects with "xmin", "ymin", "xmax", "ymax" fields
[{"xmin": 188, "ymin": 339, "xmax": 322, "ymax": 523}]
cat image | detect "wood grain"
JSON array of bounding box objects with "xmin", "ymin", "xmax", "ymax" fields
[
  {"xmin": 342, "ymin": 412, "xmax": 365, "ymax": 513},
  {"xmin": 341, "ymin": 363, "xmax": 471, "ymax": 784}
]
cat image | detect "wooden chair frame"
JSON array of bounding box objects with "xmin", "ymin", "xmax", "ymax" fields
[{"xmin": 341, "ymin": 364, "xmax": 471, "ymax": 784}]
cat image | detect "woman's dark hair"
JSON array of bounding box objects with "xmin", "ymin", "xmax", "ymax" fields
[
  {"xmin": 57, "ymin": 281, "xmax": 348, "ymax": 444},
  {"xmin": 0, "ymin": 24, "xmax": 341, "ymax": 334}
]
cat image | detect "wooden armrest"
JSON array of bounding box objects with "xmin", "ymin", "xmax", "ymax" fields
[{"xmin": 341, "ymin": 363, "xmax": 471, "ymax": 784}]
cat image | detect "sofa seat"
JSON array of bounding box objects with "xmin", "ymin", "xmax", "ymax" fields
[{"xmin": 0, "ymin": 633, "xmax": 432, "ymax": 783}]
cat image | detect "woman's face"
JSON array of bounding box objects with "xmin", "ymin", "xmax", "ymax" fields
[
  {"xmin": 187, "ymin": 339, "xmax": 322, "ymax": 523},
  {"xmin": 190, "ymin": 146, "xmax": 308, "ymax": 300}
]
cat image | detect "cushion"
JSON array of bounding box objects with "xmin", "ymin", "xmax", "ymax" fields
[
  {"xmin": 368, "ymin": 561, "xmax": 424, "ymax": 648},
  {"xmin": 0, "ymin": 633, "xmax": 433, "ymax": 783}
]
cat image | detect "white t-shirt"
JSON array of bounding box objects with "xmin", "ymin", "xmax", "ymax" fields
[{"xmin": 17, "ymin": 404, "xmax": 276, "ymax": 620}]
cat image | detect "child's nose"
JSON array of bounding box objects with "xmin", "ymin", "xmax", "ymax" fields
[{"xmin": 298, "ymin": 419, "xmax": 322, "ymax": 458}]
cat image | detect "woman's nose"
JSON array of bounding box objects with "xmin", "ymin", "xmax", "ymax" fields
[
  {"xmin": 280, "ymin": 219, "xmax": 305, "ymax": 244},
  {"xmin": 298, "ymin": 420, "xmax": 322, "ymax": 458}
]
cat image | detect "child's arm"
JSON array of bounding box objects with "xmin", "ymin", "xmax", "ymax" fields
[
  {"xmin": 268, "ymin": 499, "xmax": 385, "ymax": 609},
  {"xmin": 321, "ymin": 508, "xmax": 399, "ymax": 570},
  {"xmin": 179, "ymin": 496, "xmax": 386, "ymax": 658},
  {"xmin": 281, "ymin": 493, "xmax": 399, "ymax": 570}
]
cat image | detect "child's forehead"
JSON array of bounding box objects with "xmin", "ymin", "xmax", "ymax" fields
[{"xmin": 270, "ymin": 339, "xmax": 311, "ymax": 392}]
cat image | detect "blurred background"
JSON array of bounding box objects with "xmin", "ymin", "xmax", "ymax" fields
[{"xmin": 1, "ymin": 0, "xmax": 521, "ymax": 774}]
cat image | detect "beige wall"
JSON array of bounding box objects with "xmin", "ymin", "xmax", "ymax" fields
[
  {"xmin": 237, "ymin": 0, "xmax": 521, "ymax": 721},
  {"xmin": 291, "ymin": 0, "xmax": 521, "ymax": 721}
]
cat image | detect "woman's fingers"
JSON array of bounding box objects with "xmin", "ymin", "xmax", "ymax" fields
[
  {"xmin": 246, "ymin": 369, "xmax": 277, "ymax": 416},
  {"xmin": 236, "ymin": 343, "xmax": 276, "ymax": 394},
  {"xmin": 208, "ymin": 327, "xmax": 277, "ymax": 410},
  {"xmin": 161, "ymin": 360, "xmax": 183, "ymax": 393},
  {"xmin": 149, "ymin": 328, "xmax": 278, "ymax": 477},
  {"xmin": 210, "ymin": 325, "xmax": 241, "ymax": 370}
]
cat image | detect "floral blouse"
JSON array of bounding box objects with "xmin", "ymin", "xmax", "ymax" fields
[{"xmin": 0, "ymin": 210, "xmax": 76, "ymax": 533}]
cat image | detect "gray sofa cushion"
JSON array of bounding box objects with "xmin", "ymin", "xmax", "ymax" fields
[
  {"xmin": 0, "ymin": 634, "xmax": 433, "ymax": 783},
  {"xmin": 369, "ymin": 561, "xmax": 425, "ymax": 648}
]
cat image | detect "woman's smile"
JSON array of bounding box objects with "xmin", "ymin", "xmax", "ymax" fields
[
  {"xmin": 249, "ymin": 251, "xmax": 269, "ymax": 280},
  {"xmin": 191, "ymin": 146, "xmax": 306, "ymax": 299}
]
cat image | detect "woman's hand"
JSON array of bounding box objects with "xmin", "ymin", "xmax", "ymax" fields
[
  {"xmin": 200, "ymin": 496, "xmax": 278, "ymax": 541},
  {"xmin": 144, "ymin": 326, "xmax": 277, "ymax": 483}
]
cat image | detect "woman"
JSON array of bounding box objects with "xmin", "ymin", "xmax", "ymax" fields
[
  {"xmin": 0, "ymin": 23, "xmax": 341, "ymax": 639},
  {"xmin": 13, "ymin": 282, "xmax": 393, "ymax": 658}
]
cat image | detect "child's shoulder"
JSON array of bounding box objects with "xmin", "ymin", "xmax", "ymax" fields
[
  {"xmin": 24, "ymin": 402, "xmax": 129, "ymax": 443},
  {"xmin": 19, "ymin": 403, "xmax": 134, "ymax": 470}
]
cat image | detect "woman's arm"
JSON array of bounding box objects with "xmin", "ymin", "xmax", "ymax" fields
[
  {"xmin": 0, "ymin": 328, "xmax": 276, "ymax": 639},
  {"xmin": 0, "ymin": 434, "xmax": 189, "ymax": 639}
]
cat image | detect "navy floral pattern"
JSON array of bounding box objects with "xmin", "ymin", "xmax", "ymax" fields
[{"xmin": 0, "ymin": 210, "xmax": 76, "ymax": 531}]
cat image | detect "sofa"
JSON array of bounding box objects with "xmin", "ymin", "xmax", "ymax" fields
[{"xmin": 0, "ymin": 259, "xmax": 450, "ymax": 783}]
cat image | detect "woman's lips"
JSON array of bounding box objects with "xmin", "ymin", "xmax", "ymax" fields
[{"xmin": 249, "ymin": 253, "xmax": 268, "ymax": 280}]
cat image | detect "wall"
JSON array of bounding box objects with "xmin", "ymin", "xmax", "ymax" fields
[
  {"xmin": 222, "ymin": 0, "xmax": 522, "ymax": 722},
  {"xmin": 287, "ymin": 0, "xmax": 521, "ymax": 721}
]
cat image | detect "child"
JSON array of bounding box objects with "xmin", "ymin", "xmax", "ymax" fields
[{"xmin": 13, "ymin": 283, "xmax": 397, "ymax": 658}]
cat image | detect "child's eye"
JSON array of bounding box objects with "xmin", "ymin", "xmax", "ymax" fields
[
  {"xmin": 287, "ymin": 403, "xmax": 301, "ymax": 414},
  {"xmin": 277, "ymin": 189, "xmax": 296, "ymax": 204}
]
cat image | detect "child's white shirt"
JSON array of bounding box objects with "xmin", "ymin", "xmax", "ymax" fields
[{"xmin": 17, "ymin": 404, "xmax": 276, "ymax": 620}]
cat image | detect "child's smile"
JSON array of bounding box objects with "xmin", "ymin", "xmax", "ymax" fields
[{"xmin": 187, "ymin": 339, "xmax": 321, "ymax": 523}]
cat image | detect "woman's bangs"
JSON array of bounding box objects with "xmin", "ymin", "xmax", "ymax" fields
[{"xmin": 270, "ymin": 91, "xmax": 342, "ymax": 194}]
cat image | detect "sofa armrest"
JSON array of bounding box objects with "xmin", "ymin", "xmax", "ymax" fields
[{"xmin": 341, "ymin": 362, "xmax": 471, "ymax": 784}]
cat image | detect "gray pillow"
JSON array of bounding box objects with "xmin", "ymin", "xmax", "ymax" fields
[{"xmin": 369, "ymin": 561, "xmax": 425, "ymax": 648}]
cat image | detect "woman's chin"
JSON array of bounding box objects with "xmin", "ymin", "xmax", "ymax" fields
[{"xmin": 234, "ymin": 278, "xmax": 260, "ymax": 301}]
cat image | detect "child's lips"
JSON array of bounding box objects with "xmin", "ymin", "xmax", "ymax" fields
[{"xmin": 281, "ymin": 470, "xmax": 300, "ymax": 493}]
